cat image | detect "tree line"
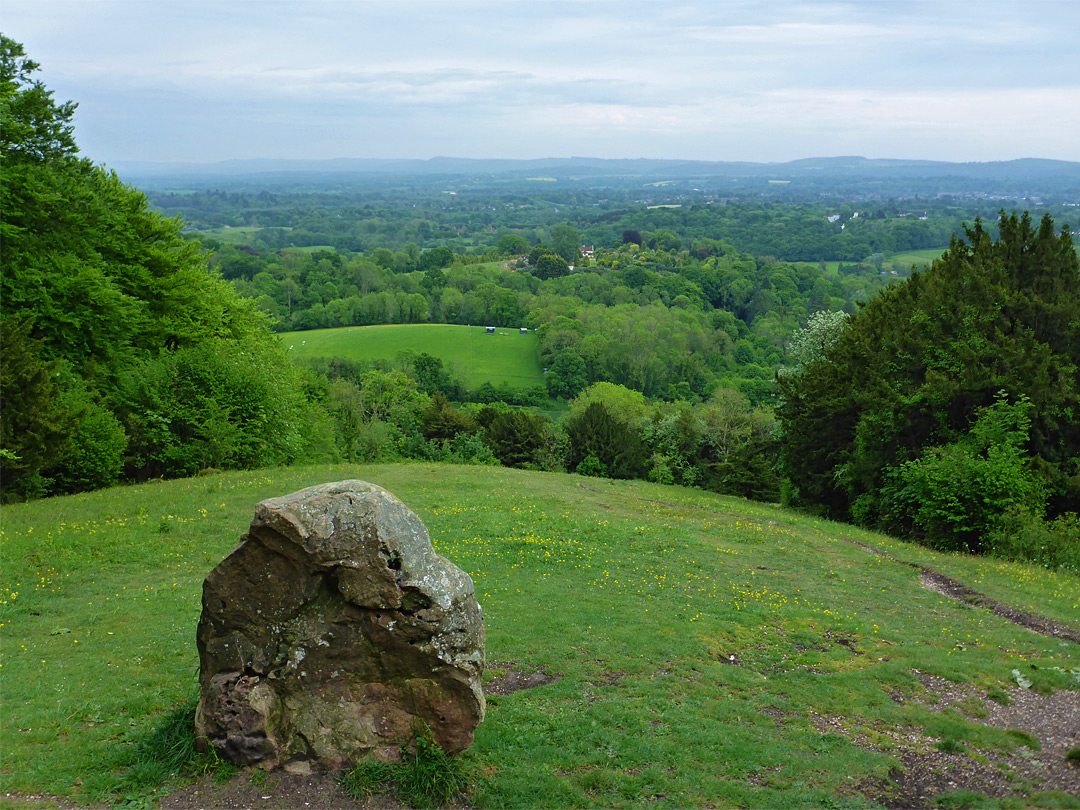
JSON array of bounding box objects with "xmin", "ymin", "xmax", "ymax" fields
[{"xmin": 150, "ymin": 180, "xmax": 1074, "ymax": 264}]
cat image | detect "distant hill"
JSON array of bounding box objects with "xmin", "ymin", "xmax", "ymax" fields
[
  {"xmin": 116, "ymin": 154, "xmax": 1080, "ymax": 181},
  {"xmin": 116, "ymin": 155, "xmax": 1080, "ymax": 198}
]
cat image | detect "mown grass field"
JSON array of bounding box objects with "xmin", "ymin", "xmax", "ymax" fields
[
  {"xmin": 187, "ymin": 226, "xmax": 336, "ymax": 253},
  {"xmin": 280, "ymin": 324, "xmax": 544, "ymax": 389},
  {"xmin": 889, "ymin": 248, "xmax": 947, "ymax": 272},
  {"xmin": 2, "ymin": 465, "xmax": 1078, "ymax": 808},
  {"xmin": 188, "ymin": 226, "xmax": 270, "ymax": 244},
  {"xmin": 815, "ymin": 249, "xmax": 947, "ymax": 278}
]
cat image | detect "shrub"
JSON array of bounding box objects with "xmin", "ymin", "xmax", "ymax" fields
[
  {"xmin": 421, "ymin": 393, "xmax": 478, "ymax": 440},
  {"xmin": 53, "ymin": 396, "xmax": 127, "ymax": 492},
  {"xmin": 447, "ymin": 432, "xmax": 500, "ymax": 466},
  {"xmin": 648, "ymin": 453, "xmax": 675, "ymax": 485},
  {"xmin": 987, "ymin": 508, "xmax": 1080, "ymax": 574},
  {"xmin": 355, "ymin": 420, "xmax": 402, "ymax": 462},
  {"xmin": 484, "ymin": 410, "xmax": 549, "ymax": 468},
  {"xmin": 576, "ymin": 454, "xmax": 607, "ymax": 478},
  {"xmin": 117, "ymin": 339, "xmax": 310, "ymax": 479},
  {"xmin": 894, "ymin": 393, "xmax": 1047, "ymax": 554}
]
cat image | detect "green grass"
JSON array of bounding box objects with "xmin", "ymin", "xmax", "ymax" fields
[
  {"xmin": 2, "ymin": 464, "xmax": 1078, "ymax": 807},
  {"xmin": 188, "ymin": 225, "xmax": 269, "ymax": 244},
  {"xmin": 812, "ymin": 249, "xmax": 948, "ymax": 277},
  {"xmin": 339, "ymin": 735, "xmax": 470, "ymax": 808},
  {"xmin": 280, "ymin": 323, "xmax": 544, "ymax": 389},
  {"xmin": 889, "ymin": 247, "xmax": 947, "ymax": 272},
  {"xmin": 188, "ymin": 226, "xmax": 334, "ymax": 253},
  {"xmin": 282, "ymin": 244, "xmax": 337, "ymax": 253}
]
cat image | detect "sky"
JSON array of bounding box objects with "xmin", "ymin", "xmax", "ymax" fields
[{"xmin": 6, "ymin": 0, "xmax": 1080, "ymax": 167}]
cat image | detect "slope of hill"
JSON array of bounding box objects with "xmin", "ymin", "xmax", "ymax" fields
[
  {"xmin": 2, "ymin": 465, "xmax": 1077, "ymax": 807},
  {"xmin": 280, "ymin": 324, "xmax": 544, "ymax": 390}
]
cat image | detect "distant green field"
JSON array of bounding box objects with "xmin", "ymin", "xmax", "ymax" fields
[
  {"xmin": 281, "ymin": 324, "xmax": 543, "ymax": 389},
  {"xmin": 188, "ymin": 227, "xmax": 336, "ymax": 252},
  {"xmin": 189, "ymin": 226, "xmax": 267, "ymax": 244},
  {"xmin": 283, "ymin": 245, "xmax": 337, "ymax": 253},
  {"xmin": 890, "ymin": 247, "xmax": 947, "ymax": 271},
  {"xmin": 812, "ymin": 249, "xmax": 947, "ymax": 277}
]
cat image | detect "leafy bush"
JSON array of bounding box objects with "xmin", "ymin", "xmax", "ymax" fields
[
  {"xmin": 648, "ymin": 453, "xmax": 676, "ymax": 485},
  {"xmin": 987, "ymin": 508, "xmax": 1080, "ymax": 574},
  {"xmin": 355, "ymin": 419, "xmax": 403, "ymax": 462},
  {"xmin": 421, "ymin": 393, "xmax": 478, "ymax": 440},
  {"xmin": 446, "ymin": 432, "xmax": 500, "ymax": 466},
  {"xmin": 52, "ymin": 391, "xmax": 127, "ymax": 492},
  {"xmin": 894, "ymin": 394, "xmax": 1046, "ymax": 554},
  {"xmin": 116, "ymin": 339, "xmax": 309, "ymax": 479},
  {"xmin": 484, "ymin": 410, "xmax": 549, "ymax": 468},
  {"xmin": 576, "ymin": 454, "xmax": 607, "ymax": 477}
]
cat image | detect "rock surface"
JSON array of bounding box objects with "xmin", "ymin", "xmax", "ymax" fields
[{"xmin": 195, "ymin": 480, "xmax": 485, "ymax": 770}]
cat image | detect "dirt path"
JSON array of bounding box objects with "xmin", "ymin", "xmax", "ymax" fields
[
  {"xmin": 847, "ymin": 539, "xmax": 1080, "ymax": 645},
  {"xmin": 578, "ymin": 483, "xmax": 1080, "ymax": 646}
]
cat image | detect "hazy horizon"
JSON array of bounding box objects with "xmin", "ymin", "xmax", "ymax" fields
[{"xmin": 7, "ymin": 1, "xmax": 1080, "ymax": 167}]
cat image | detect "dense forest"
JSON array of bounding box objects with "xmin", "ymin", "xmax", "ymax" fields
[{"xmin": 2, "ymin": 36, "xmax": 1078, "ymax": 572}]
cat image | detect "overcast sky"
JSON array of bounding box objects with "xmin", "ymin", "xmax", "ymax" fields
[{"xmin": 7, "ymin": 0, "xmax": 1080, "ymax": 166}]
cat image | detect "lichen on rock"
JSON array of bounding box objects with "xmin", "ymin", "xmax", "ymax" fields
[{"xmin": 195, "ymin": 480, "xmax": 485, "ymax": 770}]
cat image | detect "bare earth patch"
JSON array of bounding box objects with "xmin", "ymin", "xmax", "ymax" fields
[
  {"xmin": 917, "ymin": 569, "xmax": 1080, "ymax": 645},
  {"xmin": 157, "ymin": 771, "xmax": 376, "ymax": 810},
  {"xmin": 848, "ymin": 539, "xmax": 1080, "ymax": 645},
  {"xmin": 484, "ymin": 664, "xmax": 559, "ymax": 695},
  {"xmin": 814, "ymin": 673, "xmax": 1080, "ymax": 808}
]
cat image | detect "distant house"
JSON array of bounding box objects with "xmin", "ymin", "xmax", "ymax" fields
[
  {"xmin": 486, "ymin": 326, "xmax": 496, "ymax": 333},
  {"xmin": 827, "ymin": 214, "xmax": 841, "ymax": 223},
  {"xmin": 581, "ymin": 245, "xmax": 595, "ymax": 258}
]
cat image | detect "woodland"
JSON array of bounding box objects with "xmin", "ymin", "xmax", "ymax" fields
[{"xmin": 2, "ymin": 35, "xmax": 1079, "ymax": 572}]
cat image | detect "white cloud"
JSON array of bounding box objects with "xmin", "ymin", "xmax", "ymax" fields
[{"xmin": 5, "ymin": 0, "xmax": 1080, "ymax": 163}]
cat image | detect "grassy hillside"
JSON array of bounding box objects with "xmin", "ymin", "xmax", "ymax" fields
[
  {"xmin": 281, "ymin": 324, "xmax": 544, "ymax": 389},
  {"xmin": 2, "ymin": 465, "xmax": 1078, "ymax": 808}
]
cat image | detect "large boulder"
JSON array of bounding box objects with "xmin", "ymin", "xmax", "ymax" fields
[{"xmin": 195, "ymin": 481, "xmax": 485, "ymax": 770}]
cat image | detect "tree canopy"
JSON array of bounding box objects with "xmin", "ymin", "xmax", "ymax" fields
[
  {"xmin": 0, "ymin": 35, "xmax": 77, "ymax": 163},
  {"xmin": 0, "ymin": 36, "xmax": 319, "ymax": 497},
  {"xmin": 777, "ymin": 211, "xmax": 1080, "ymax": 546}
]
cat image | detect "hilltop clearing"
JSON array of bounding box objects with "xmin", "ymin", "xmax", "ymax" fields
[{"xmin": 2, "ymin": 464, "xmax": 1077, "ymax": 808}]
